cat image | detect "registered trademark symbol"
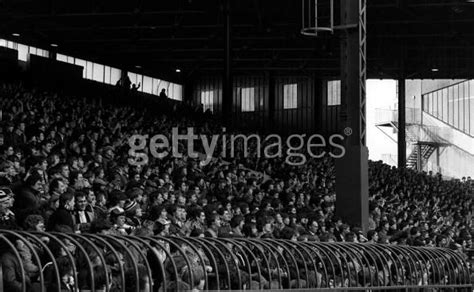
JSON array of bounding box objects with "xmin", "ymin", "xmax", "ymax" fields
[{"xmin": 344, "ymin": 127, "xmax": 352, "ymax": 136}]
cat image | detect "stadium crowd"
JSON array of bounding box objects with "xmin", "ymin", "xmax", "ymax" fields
[{"xmin": 0, "ymin": 81, "xmax": 472, "ymax": 291}]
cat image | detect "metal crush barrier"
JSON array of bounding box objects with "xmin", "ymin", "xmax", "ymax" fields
[{"xmin": 0, "ymin": 231, "xmax": 471, "ymax": 292}]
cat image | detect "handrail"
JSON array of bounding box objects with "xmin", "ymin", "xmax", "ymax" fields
[
  {"xmin": 0, "ymin": 232, "xmax": 471, "ymax": 291},
  {"xmin": 421, "ymin": 79, "xmax": 474, "ymax": 138},
  {"xmin": 374, "ymin": 108, "xmax": 422, "ymax": 125},
  {"xmin": 423, "ymin": 110, "xmax": 474, "ymax": 139}
]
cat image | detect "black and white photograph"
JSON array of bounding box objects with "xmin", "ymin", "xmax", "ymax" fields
[{"xmin": 0, "ymin": 0, "xmax": 473, "ymax": 291}]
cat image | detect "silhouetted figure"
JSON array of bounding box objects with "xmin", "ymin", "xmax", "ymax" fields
[
  {"xmin": 117, "ymin": 75, "xmax": 131, "ymax": 90},
  {"xmin": 123, "ymin": 76, "xmax": 131, "ymax": 89},
  {"xmin": 131, "ymin": 83, "xmax": 141, "ymax": 92},
  {"xmin": 159, "ymin": 88, "xmax": 168, "ymax": 99}
]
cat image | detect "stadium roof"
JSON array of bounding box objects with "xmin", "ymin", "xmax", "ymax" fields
[{"xmin": 1, "ymin": 0, "xmax": 474, "ymax": 78}]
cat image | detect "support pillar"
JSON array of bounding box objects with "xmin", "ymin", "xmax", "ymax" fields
[
  {"xmin": 222, "ymin": 0, "xmax": 233, "ymax": 126},
  {"xmin": 267, "ymin": 71, "xmax": 275, "ymax": 130},
  {"xmin": 314, "ymin": 75, "xmax": 324, "ymax": 134},
  {"xmin": 417, "ymin": 144, "xmax": 422, "ymax": 171},
  {"xmin": 436, "ymin": 147, "xmax": 440, "ymax": 173},
  {"xmin": 183, "ymin": 77, "xmax": 195, "ymax": 107},
  {"xmin": 398, "ymin": 79, "xmax": 406, "ymax": 168},
  {"xmin": 335, "ymin": 0, "xmax": 369, "ymax": 233}
]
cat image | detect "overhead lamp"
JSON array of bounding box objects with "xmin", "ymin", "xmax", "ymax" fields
[
  {"xmin": 50, "ymin": 43, "xmax": 58, "ymax": 47},
  {"xmin": 135, "ymin": 65, "xmax": 142, "ymax": 69},
  {"xmin": 431, "ymin": 68, "xmax": 439, "ymax": 72},
  {"xmin": 176, "ymin": 68, "xmax": 181, "ymax": 73},
  {"xmin": 12, "ymin": 33, "xmax": 20, "ymax": 37}
]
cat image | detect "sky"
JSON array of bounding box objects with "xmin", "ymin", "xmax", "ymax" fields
[{"xmin": 366, "ymin": 79, "xmax": 398, "ymax": 164}]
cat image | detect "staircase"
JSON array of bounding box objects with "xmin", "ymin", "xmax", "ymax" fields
[
  {"xmin": 374, "ymin": 108, "xmax": 421, "ymax": 144},
  {"xmin": 406, "ymin": 143, "xmax": 438, "ymax": 170},
  {"xmin": 375, "ymin": 108, "xmax": 449, "ymax": 171}
]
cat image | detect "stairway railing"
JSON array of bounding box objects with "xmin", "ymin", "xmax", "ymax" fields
[{"xmin": 374, "ymin": 108, "xmax": 421, "ymax": 125}]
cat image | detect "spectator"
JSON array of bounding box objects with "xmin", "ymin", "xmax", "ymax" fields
[
  {"xmin": 205, "ymin": 213, "xmax": 221, "ymax": 238},
  {"xmin": 14, "ymin": 172, "xmax": 43, "ymax": 212},
  {"xmin": 0, "ymin": 80, "xmax": 472, "ymax": 290},
  {"xmin": 131, "ymin": 83, "xmax": 141, "ymax": 92},
  {"xmin": 23, "ymin": 214, "xmax": 46, "ymax": 232},
  {"xmin": 367, "ymin": 230, "xmax": 379, "ymax": 243},
  {"xmin": 1, "ymin": 238, "xmax": 33, "ymax": 292},
  {"xmin": 50, "ymin": 256, "xmax": 76, "ymax": 292},
  {"xmin": 0, "ymin": 187, "xmax": 15, "ymax": 229},
  {"xmin": 306, "ymin": 217, "xmax": 320, "ymax": 241},
  {"xmin": 169, "ymin": 204, "xmax": 189, "ymax": 236},
  {"xmin": 73, "ymin": 191, "xmax": 95, "ymax": 233},
  {"xmin": 0, "ymin": 160, "xmax": 17, "ymax": 186},
  {"xmin": 159, "ymin": 88, "xmax": 168, "ymax": 99},
  {"xmin": 186, "ymin": 206, "xmax": 206, "ymax": 233},
  {"xmin": 49, "ymin": 178, "xmax": 66, "ymax": 202},
  {"xmin": 124, "ymin": 199, "xmax": 142, "ymax": 227},
  {"xmin": 230, "ymin": 214, "xmax": 245, "ymax": 237},
  {"xmin": 110, "ymin": 207, "xmax": 130, "ymax": 235},
  {"xmin": 48, "ymin": 192, "xmax": 75, "ymax": 231}
]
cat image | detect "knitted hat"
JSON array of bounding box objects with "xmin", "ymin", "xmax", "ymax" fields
[
  {"xmin": 124, "ymin": 200, "xmax": 139, "ymax": 215},
  {"xmin": 0, "ymin": 189, "xmax": 9, "ymax": 203},
  {"xmin": 0, "ymin": 187, "xmax": 13, "ymax": 196}
]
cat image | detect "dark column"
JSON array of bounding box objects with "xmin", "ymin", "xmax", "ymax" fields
[
  {"xmin": 267, "ymin": 71, "xmax": 275, "ymax": 129},
  {"xmin": 183, "ymin": 77, "xmax": 195, "ymax": 106},
  {"xmin": 222, "ymin": 0, "xmax": 233, "ymax": 126},
  {"xmin": 417, "ymin": 144, "xmax": 422, "ymax": 171},
  {"xmin": 398, "ymin": 79, "xmax": 407, "ymax": 168},
  {"xmin": 335, "ymin": 0, "xmax": 369, "ymax": 233},
  {"xmin": 436, "ymin": 147, "xmax": 440, "ymax": 172},
  {"xmin": 314, "ymin": 76, "xmax": 324, "ymax": 134}
]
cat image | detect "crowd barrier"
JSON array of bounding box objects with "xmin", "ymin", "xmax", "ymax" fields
[{"xmin": 0, "ymin": 231, "xmax": 472, "ymax": 291}]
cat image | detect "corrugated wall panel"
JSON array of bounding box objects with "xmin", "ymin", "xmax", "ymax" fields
[
  {"xmin": 273, "ymin": 75, "xmax": 316, "ymax": 135},
  {"xmin": 231, "ymin": 75, "xmax": 267, "ymax": 130},
  {"xmin": 320, "ymin": 79, "xmax": 341, "ymax": 135},
  {"xmin": 193, "ymin": 74, "xmax": 341, "ymax": 136}
]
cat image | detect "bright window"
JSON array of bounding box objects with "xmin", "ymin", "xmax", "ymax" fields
[
  {"xmin": 172, "ymin": 84, "xmax": 183, "ymax": 101},
  {"xmin": 85, "ymin": 62, "xmax": 93, "ymax": 79},
  {"xmin": 57, "ymin": 54, "xmax": 68, "ymax": 62},
  {"xmin": 74, "ymin": 59, "xmax": 87, "ymax": 78},
  {"xmin": 201, "ymin": 90, "xmax": 214, "ymax": 112},
  {"xmin": 241, "ymin": 87, "xmax": 255, "ymax": 112},
  {"xmin": 6, "ymin": 40, "xmax": 16, "ymax": 49},
  {"xmin": 93, "ymin": 63, "xmax": 104, "ymax": 82},
  {"xmin": 327, "ymin": 80, "xmax": 341, "ymax": 106},
  {"xmin": 33, "ymin": 48, "xmax": 49, "ymax": 58},
  {"xmin": 127, "ymin": 72, "xmax": 143, "ymax": 87},
  {"xmin": 283, "ymin": 84, "xmax": 298, "ymax": 109},
  {"xmin": 159, "ymin": 81, "xmax": 170, "ymax": 96},
  {"xmin": 111, "ymin": 68, "xmax": 121, "ymax": 85},
  {"xmin": 152, "ymin": 78, "xmax": 161, "ymax": 95},
  {"xmin": 1, "ymin": 38, "xmax": 181, "ymax": 99},
  {"xmin": 104, "ymin": 66, "xmax": 111, "ymax": 84},
  {"xmin": 17, "ymin": 44, "xmax": 29, "ymax": 61},
  {"xmin": 142, "ymin": 76, "xmax": 153, "ymax": 94}
]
